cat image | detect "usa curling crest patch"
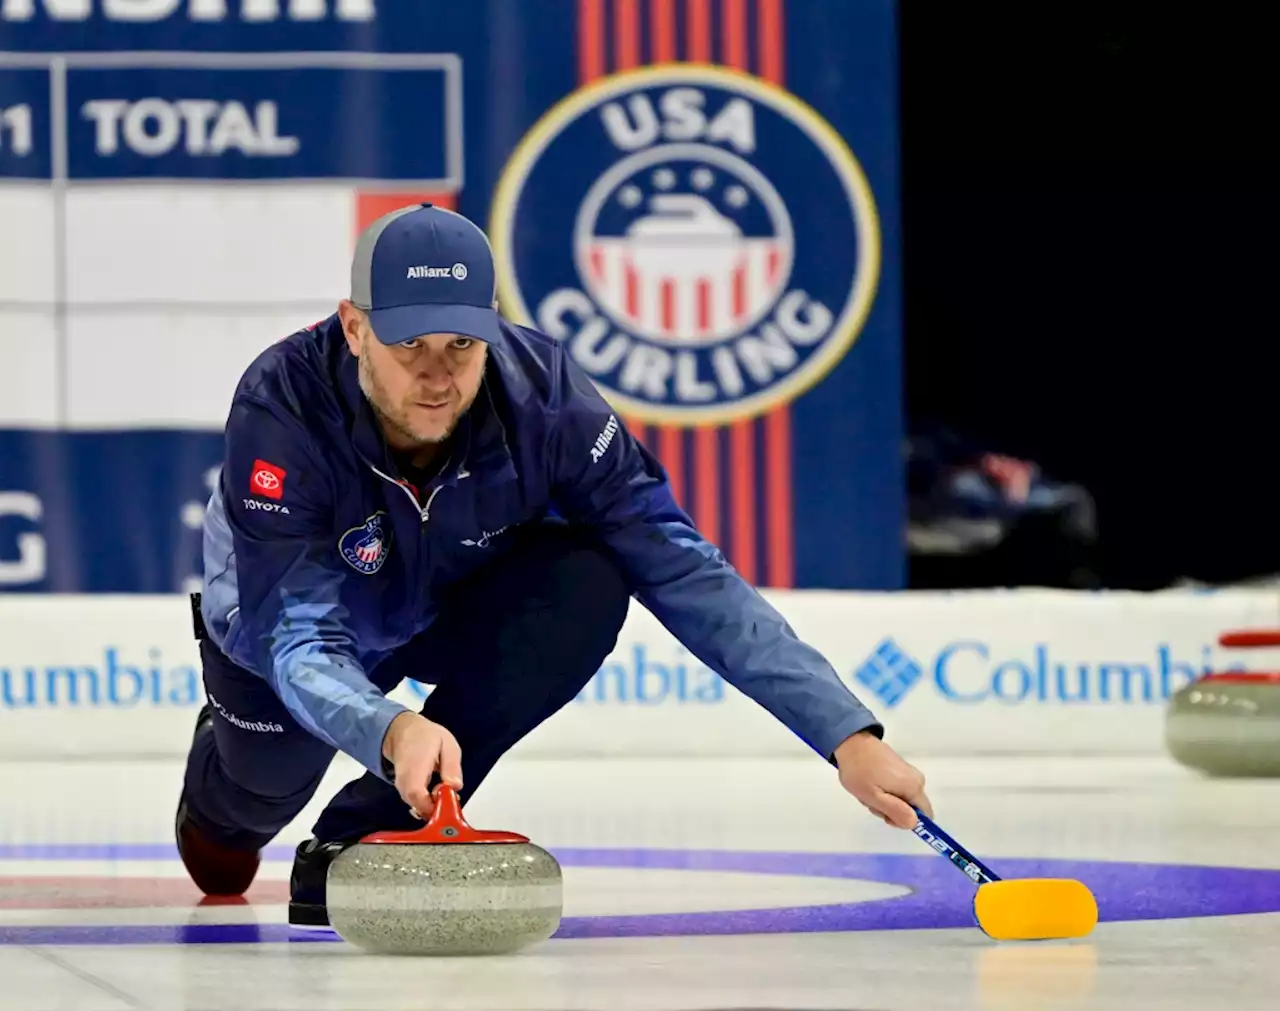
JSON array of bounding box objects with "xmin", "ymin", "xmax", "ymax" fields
[
  {"xmin": 339, "ymin": 512, "xmax": 390, "ymax": 575},
  {"xmin": 491, "ymin": 65, "xmax": 881, "ymax": 424}
]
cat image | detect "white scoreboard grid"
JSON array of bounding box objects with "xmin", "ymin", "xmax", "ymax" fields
[{"xmin": 0, "ymin": 50, "xmax": 462, "ymax": 429}]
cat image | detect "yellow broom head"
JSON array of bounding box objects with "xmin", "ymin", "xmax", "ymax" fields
[{"xmin": 973, "ymin": 879, "xmax": 1098, "ymax": 941}]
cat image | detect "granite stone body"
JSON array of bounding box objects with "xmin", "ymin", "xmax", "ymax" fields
[
  {"xmin": 327, "ymin": 840, "xmax": 563, "ymax": 955},
  {"xmin": 1166, "ymin": 678, "xmax": 1280, "ymax": 777}
]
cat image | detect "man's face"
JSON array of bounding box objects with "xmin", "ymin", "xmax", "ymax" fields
[{"xmin": 342, "ymin": 307, "xmax": 488, "ymax": 451}]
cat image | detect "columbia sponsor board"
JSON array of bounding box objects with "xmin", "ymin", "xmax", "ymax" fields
[
  {"xmin": 0, "ymin": 590, "xmax": 1278, "ymax": 758},
  {"xmin": 794, "ymin": 588, "xmax": 1280, "ymax": 754},
  {"xmin": 0, "ymin": 594, "xmax": 782, "ymax": 758},
  {"xmin": 487, "ymin": 588, "xmax": 1280, "ymax": 757}
]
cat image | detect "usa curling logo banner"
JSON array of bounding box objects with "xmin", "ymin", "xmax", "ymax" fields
[{"xmin": 491, "ymin": 65, "xmax": 881, "ymax": 426}]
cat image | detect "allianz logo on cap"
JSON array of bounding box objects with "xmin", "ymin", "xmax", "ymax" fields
[{"xmin": 407, "ymin": 262, "xmax": 469, "ymax": 280}]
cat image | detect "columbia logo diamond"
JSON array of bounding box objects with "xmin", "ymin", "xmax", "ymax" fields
[{"xmin": 853, "ymin": 637, "xmax": 924, "ymax": 707}]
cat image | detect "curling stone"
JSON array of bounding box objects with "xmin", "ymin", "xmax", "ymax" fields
[
  {"xmin": 325, "ymin": 785, "xmax": 562, "ymax": 955},
  {"xmin": 1165, "ymin": 672, "xmax": 1280, "ymax": 777}
]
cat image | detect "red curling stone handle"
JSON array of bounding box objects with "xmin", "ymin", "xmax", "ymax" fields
[
  {"xmin": 358, "ymin": 784, "xmax": 530, "ymax": 845},
  {"xmin": 1219, "ymin": 630, "xmax": 1280, "ymax": 649}
]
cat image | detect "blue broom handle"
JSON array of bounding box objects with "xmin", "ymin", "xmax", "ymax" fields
[{"xmin": 912, "ymin": 808, "xmax": 1002, "ymax": 884}]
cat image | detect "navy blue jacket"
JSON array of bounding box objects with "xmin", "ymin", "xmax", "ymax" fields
[{"xmin": 200, "ymin": 314, "xmax": 881, "ymax": 779}]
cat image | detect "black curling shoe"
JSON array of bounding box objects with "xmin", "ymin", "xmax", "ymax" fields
[{"xmin": 287, "ymin": 837, "xmax": 355, "ymax": 928}]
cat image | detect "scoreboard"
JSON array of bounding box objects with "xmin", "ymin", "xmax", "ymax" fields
[{"xmin": 0, "ymin": 53, "xmax": 460, "ymax": 183}]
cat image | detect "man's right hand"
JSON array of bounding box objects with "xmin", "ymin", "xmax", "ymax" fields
[{"xmin": 381, "ymin": 711, "xmax": 463, "ymax": 819}]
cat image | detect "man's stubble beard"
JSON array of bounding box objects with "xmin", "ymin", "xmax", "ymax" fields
[
  {"xmin": 358, "ymin": 345, "xmax": 447, "ymax": 448},
  {"xmin": 358, "ymin": 344, "xmax": 475, "ymax": 450}
]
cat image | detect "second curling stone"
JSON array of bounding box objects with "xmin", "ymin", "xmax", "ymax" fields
[{"xmin": 1166, "ymin": 672, "xmax": 1280, "ymax": 777}]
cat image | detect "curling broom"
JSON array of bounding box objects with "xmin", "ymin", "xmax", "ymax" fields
[{"xmin": 912, "ymin": 808, "xmax": 1097, "ymax": 940}]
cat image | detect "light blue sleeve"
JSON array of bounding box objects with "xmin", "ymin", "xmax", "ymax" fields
[
  {"xmin": 217, "ymin": 394, "xmax": 407, "ymax": 779},
  {"xmin": 545, "ymin": 355, "xmax": 883, "ymax": 760}
]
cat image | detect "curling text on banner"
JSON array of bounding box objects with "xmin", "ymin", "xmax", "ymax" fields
[{"xmin": 1, "ymin": 589, "xmax": 1277, "ymax": 760}]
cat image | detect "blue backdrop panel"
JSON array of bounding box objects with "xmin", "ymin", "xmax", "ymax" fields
[
  {"xmin": 0, "ymin": 0, "xmax": 902, "ymax": 593},
  {"xmin": 0, "ymin": 431, "xmax": 222, "ymax": 593}
]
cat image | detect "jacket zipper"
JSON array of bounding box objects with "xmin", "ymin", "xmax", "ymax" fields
[
  {"xmin": 365, "ymin": 458, "xmax": 471, "ymax": 627},
  {"xmin": 368, "ymin": 463, "xmax": 459, "ymax": 628},
  {"xmin": 421, "ymin": 484, "xmax": 443, "ymax": 522},
  {"xmin": 367, "ymin": 463, "xmax": 437, "ymax": 523},
  {"xmin": 368, "ymin": 459, "xmax": 469, "ymax": 523}
]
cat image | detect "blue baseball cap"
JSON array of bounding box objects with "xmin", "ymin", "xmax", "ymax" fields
[{"xmin": 349, "ymin": 203, "xmax": 503, "ymax": 347}]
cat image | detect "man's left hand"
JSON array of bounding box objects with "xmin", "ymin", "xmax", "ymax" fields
[{"xmin": 833, "ymin": 730, "xmax": 933, "ymax": 829}]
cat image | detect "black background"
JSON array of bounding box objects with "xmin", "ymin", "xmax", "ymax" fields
[{"xmin": 898, "ymin": 3, "xmax": 1279, "ymax": 588}]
